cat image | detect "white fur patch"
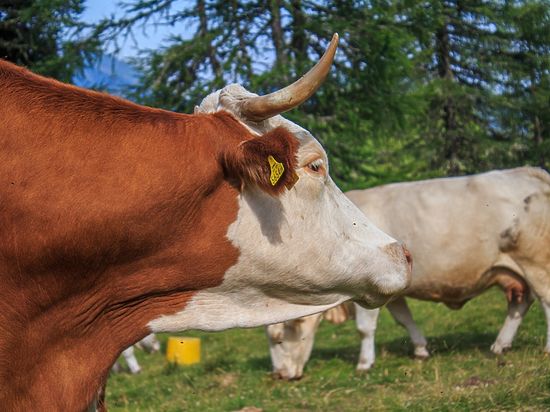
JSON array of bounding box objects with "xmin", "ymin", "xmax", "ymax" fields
[{"xmin": 148, "ymin": 289, "xmax": 346, "ymax": 332}]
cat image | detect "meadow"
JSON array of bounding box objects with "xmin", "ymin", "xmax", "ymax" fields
[{"xmin": 107, "ymin": 288, "xmax": 550, "ymax": 411}]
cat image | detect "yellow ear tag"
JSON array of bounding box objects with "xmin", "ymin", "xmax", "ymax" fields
[{"xmin": 268, "ymin": 155, "xmax": 285, "ymax": 186}]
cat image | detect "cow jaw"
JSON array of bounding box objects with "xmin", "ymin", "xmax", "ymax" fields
[{"xmin": 148, "ymin": 289, "xmax": 345, "ymax": 332}]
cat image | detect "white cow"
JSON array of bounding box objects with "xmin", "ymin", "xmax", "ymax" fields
[
  {"xmin": 267, "ymin": 167, "xmax": 550, "ymax": 379},
  {"xmin": 112, "ymin": 334, "xmax": 161, "ymax": 374}
]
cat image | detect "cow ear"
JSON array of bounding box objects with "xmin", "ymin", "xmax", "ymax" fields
[{"xmin": 222, "ymin": 127, "xmax": 299, "ymax": 195}]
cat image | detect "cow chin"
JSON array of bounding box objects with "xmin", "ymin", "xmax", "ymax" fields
[
  {"xmin": 353, "ymin": 245, "xmax": 412, "ymax": 308},
  {"xmin": 354, "ymin": 273, "xmax": 411, "ymax": 309}
]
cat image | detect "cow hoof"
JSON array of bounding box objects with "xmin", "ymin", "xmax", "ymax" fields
[
  {"xmin": 491, "ymin": 342, "xmax": 511, "ymax": 355},
  {"xmin": 414, "ymin": 346, "xmax": 430, "ymax": 359},
  {"xmin": 271, "ymin": 371, "xmax": 284, "ymax": 380},
  {"xmin": 356, "ymin": 362, "xmax": 374, "ymax": 372},
  {"xmin": 271, "ymin": 371, "xmax": 301, "ymax": 381}
]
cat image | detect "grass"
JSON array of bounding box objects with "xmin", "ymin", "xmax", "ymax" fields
[{"xmin": 106, "ymin": 288, "xmax": 550, "ymax": 411}]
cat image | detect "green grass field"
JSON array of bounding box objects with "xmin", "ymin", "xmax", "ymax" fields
[{"xmin": 106, "ymin": 288, "xmax": 550, "ymax": 411}]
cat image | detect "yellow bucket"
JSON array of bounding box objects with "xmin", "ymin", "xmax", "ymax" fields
[{"xmin": 166, "ymin": 336, "xmax": 201, "ymax": 365}]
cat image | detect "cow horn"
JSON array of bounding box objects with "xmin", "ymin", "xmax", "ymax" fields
[{"xmin": 240, "ymin": 33, "xmax": 339, "ymax": 122}]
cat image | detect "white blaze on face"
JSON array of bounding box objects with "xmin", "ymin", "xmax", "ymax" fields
[{"xmin": 148, "ymin": 85, "xmax": 411, "ymax": 333}]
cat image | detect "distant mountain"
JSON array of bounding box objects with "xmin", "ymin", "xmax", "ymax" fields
[{"xmin": 73, "ymin": 55, "xmax": 138, "ymax": 95}]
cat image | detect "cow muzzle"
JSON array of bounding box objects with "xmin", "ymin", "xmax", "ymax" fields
[
  {"xmin": 355, "ymin": 242, "xmax": 412, "ymax": 308},
  {"xmin": 402, "ymin": 243, "xmax": 413, "ymax": 274},
  {"xmin": 381, "ymin": 241, "xmax": 413, "ymax": 292},
  {"xmin": 272, "ymin": 366, "xmax": 304, "ymax": 381}
]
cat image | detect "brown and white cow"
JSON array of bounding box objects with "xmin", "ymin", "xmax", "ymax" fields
[
  {"xmin": 267, "ymin": 167, "xmax": 550, "ymax": 379},
  {"xmin": 0, "ymin": 34, "xmax": 411, "ymax": 410}
]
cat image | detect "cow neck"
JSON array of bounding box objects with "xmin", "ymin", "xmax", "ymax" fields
[
  {"xmin": 0, "ymin": 180, "xmax": 242, "ymax": 410},
  {"xmin": 0, "ymin": 100, "xmax": 249, "ymax": 410}
]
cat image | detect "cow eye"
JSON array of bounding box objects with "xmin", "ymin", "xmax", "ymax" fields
[{"xmin": 307, "ymin": 158, "xmax": 324, "ymax": 174}]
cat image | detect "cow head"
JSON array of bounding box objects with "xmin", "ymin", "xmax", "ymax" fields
[
  {"xmin": 148, "ymin": 34, "xmax": 411, "ymax": 333},
  {"xmin": 266, "ymin": 303, "xmax": 352, "ymax": 380},
  {"xmin": 266, "ymin": 314, "xmax": 323, "ymax": 380}
]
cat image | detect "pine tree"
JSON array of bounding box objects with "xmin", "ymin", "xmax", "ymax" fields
[
  {"xmin": 496, "ymin": 0, "xmax": 550, "ymax": 168},
  {"xmin": 104, "ymin": 1, "xmax": 420, "ymax": 188},
  {"xmin": 0, "ymin": 0, "xmax": 99, "ymax": 81},
  {"xmin": 101, "ymin": 0, "xmax": 550, "ymax": 186}
]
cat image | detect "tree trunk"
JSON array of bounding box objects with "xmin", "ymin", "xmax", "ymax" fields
[
  {"xmin": 270, "ymin": 0, "xmax": 286, "ymax": 68},
  {"xmin": 231, "ymin": 0, "xmax": 252, "ymax": 81},
  {"xmin": 530, "ymin": 70, "xmax": 544, "ymax": 168},
  {"xmin": 289, "ymin": 0, "xmax": 306, "ymax": 74},
  {"xmin": 197, "ymin": 0, "xmax": 222, "ymax": 82},
  {"xmin": 435, "ymin": 15, "xmax": 460, "ymax": 175}
]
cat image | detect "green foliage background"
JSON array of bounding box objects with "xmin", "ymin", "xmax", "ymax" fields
[
  {"xmin": 100, "ymin": 0, "xmax": 550, "ymax": 189},
  {"xmin": 0, "ymin": 0, "xmax": 99, "ymax": 81},
  {"xmin": 2, "ymin": 0, "xmax": 548, "ymax": 189}
]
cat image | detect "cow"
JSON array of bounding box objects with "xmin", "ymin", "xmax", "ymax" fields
[
  {"xmin": 266, "ymin": 167, "xmax": 550, "ymax": 379},
  {"xmin": 0, "ymin": 33, "xmax": 411, "ymax": 410},
  {"xmin": 112, "ymin": 334, "xmax": 160, "ymax": 374}
]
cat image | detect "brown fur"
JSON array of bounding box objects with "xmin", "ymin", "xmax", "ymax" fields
[
  {"xmin": 0, "ymin": 59, "xmax": 299, "ymax": 410},
  {"xmin": 222, "ymin": 127, "xmax": 299, "ymax": 195}
]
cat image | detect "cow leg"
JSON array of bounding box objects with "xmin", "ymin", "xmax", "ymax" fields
[
  {"xmin": 528, "ymin": 290, "xmax": 550, "ymax": 353},
  {"xmin": 355, "ymin": 304, "xmax": 380, "ymax": 371},
  {"xmin": 121, "ymin": 346, "xmax": 141, "ymax": 374},
  {"xmin": 111, "ymin": 360, "xmax": 122, "ymax": 373},
  {"xmin": 86, "ymin": 396, "xmax": 98, "ymax": 412},
  {"xmin": 136, "ymin": 333, "xmax": 161, "ymax": 353},
  {"xmin": 520, "ymin": 265, "xmax": 550, "ymax": 353},
  {"xmin": 540, "ymin": 300, "xmax": 550, "ymax": 354},
  {"xmin": 386, "ymin": 297, "xmax": 429, "ymax": 359},
  {"xmin": 87, "ymin": 380, "xmax": 107, "ymax": 412},
  {"xmin": 491, "ymin": 292, "xmax": 534, "ymax": 355}
]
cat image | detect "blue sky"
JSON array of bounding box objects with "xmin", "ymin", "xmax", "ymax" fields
[{"xmin": 82, "ymin": 0, "xmax": 192, "ymax": 58}]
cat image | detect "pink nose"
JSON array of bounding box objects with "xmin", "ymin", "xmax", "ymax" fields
[
  {"xmin": 402, "ymin": 244, "xmax": 413, "ymax": 273},
  {"xmin": 385, "ymin": 241, "xmax": 413, "ymax": 275}
]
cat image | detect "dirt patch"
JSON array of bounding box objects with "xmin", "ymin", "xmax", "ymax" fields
[{"xmin": 215, "ymin": 373, "xmax": 238, "ymax": 388}]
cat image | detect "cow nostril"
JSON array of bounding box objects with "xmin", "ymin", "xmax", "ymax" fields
[{"xmin": 402, "ymin": 245, "xmax": 413, "ymax": 272}]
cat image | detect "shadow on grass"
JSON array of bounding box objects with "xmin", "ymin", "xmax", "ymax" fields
[
  {"xmin": 241, "ymin": 330, "xmax": 516, "ymax": 373},
  {"xmin": 244, "ymin": 355, "xmax": 272, "ymax": 372},
  {"xmin": 289, "ymin": 331, "xmax": 500, "ymax": 366},
  {"xmin": 381, "ymin": 330, "xmax": 498, "ymax": 357},
  {"xmin": 310, "ymin": 345, "xmax": 360, "ymax": 364}
]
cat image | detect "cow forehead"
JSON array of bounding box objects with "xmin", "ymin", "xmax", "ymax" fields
[{"xmin": 197, "ymin": 84, "xmax": 326, "ymax": 161}]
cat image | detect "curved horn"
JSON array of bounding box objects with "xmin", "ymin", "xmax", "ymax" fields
[{"xmin": 240, "ymin": 33, "xmax": 339, "ymax": 122}]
